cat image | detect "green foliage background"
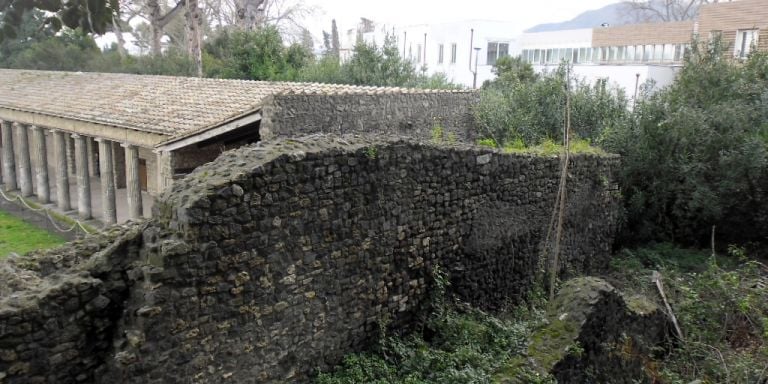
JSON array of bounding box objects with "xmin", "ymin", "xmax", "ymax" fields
[
  {"xmin": 474, "ymin": 42, "xmax": 768, "ymax": 247},
  {"xmin": 0, "ymin": 17, "xmax": 460, "ymax": 90},
  {"xmin": 602, "ymin": 42, "xmax": 768, "ymax": 245}
]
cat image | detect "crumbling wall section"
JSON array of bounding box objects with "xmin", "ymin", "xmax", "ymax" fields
[{"xmin": 0, "ymin": 137, "xmax": 620, "ymax": 384}]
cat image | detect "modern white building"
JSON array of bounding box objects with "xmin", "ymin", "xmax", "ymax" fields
[
  {"xmin": 519, "ymin": 26, "xmax": 688, "ymax": 98},
  {"xmin": 344, "ymin": 20, "xmax": 520, "ymax": 88}
]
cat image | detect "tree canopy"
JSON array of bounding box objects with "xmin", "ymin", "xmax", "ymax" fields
[{"xmin": 0, "ymin": 0, "xmax": 117, "ymax": 40}]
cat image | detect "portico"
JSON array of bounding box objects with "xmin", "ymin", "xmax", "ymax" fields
[
  {"xmin": 0, "ymin": 68, "xmax": 475, "ymax": 227},
  {"xmin": 0, "ymin": 69, "xmax": 269, "ymax": 226}
]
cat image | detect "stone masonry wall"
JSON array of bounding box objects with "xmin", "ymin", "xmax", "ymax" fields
[
  {"xmin": 260, "ymin": 92, "xmax": 479, "ymax": 142},
  {"xmin": 0, "ymin": 136, "xmax": 620, "ymax": 383}
]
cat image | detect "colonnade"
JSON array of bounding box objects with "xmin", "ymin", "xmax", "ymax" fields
[{"xmin": 0, "ymin": 120, "xmax": 143, "ymax": 225}]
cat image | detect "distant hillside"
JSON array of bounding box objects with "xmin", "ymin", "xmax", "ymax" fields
[{"xmin": 526, "ymin": 2, "xmax": 634, "ymax": 32}]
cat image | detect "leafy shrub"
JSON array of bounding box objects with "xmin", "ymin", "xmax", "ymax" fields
[
  {"xmin": 602, "ymin": 41, "xmax": 768, "ymax": 245},
  {"xmin": 317, "ymin": 267, "xmax": 548, "ymax": 383},
  {"xmin": 474, "ymin": 64, "xmax": 630, "ymax": 147},
  {"xmin": 609, "ymin": 244, "xmax": 768, "ymax": 383},
  {"xmin": 300, "ymin": 34, "xmax": 461, "ymax": 89},
  {"xmin": 203, "ymin": 26, "xmax": 312, "ymax": 80},
  {"xmin": 316, "ymin": 306, "xmax": 546, "ymax": 384}
]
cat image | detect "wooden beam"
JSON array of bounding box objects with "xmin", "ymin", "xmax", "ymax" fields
[{"xmin": 156, "ymin": 113, "xmax": 262, "ymax": 152}]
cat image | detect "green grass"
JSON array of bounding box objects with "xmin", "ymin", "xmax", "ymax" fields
[{"xmin": 0, "ymin": 209, "xmax": 66, "ymax": 258}]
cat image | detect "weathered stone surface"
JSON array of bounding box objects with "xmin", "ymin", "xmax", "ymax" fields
[
  {"xmin": 260, "ymin": 93, "xmax": 479, "ymax": 142},
  {"xmin": 517, "ymin": 277, "xmax": 670, "ymax": 384},
  {"xmin": 0, "ymin": 136, "xmax": 621, "ymax": 384}
]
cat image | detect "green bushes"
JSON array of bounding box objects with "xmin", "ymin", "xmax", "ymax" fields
[
  {"xmin": 610, "ymin": 244, "xmax": 768, "ymax": 383},
  {"xmin": 315, "ymin": 306, "xmax": 547, "ymax": 384},
  {"xmin": 474, "ymin": 64, "xmax": 630, "ymax": 147},
  {"xmin": 474, "ymin": 42, "xmax": 768, "ymax": 247},
  {"xmin": 602, "ymin": 43, "xmax": 768, "ymax": 245},
  {"xmin": 299, "ymin": 34, "xmax": 461, "ymax": 89},
  {"xmin": 203, "ymin": 26, "xmax": 312, "ymax": 80},
  {"xmin": 316, "ymin": 268, "xmax": 549, "ymax": 383}
]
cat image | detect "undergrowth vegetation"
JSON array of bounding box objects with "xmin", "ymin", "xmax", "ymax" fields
[
  {"xmin": 609, "ymin": 244, "xmax": 768, "ymax": 383},
  {"xmin": 317, "ymin": 245, "xmax": 768, "ymax": 383},
  {"xmin": 316, "ymin": 269, "xmax": 553, "ymax": 384}
]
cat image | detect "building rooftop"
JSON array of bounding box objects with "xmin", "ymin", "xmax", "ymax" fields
[{"xmin": 0, "ymin": 69, "xmax": 467, "ymax": 144}]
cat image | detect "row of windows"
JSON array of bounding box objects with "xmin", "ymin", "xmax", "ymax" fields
[
  {"xmin": 409, "ymin": 43, "xmax": 458, "ymax": 64},
  {"xmin": 409, "ymin": 41, "xmax": 511, "ymax": 66},
  {"xmin": 436, "ymin": 43, "xmax": 458, "ymax": 64},
  {"xmin": 521, "ymin": 43, "xmax": 690, "ymax": 65}
]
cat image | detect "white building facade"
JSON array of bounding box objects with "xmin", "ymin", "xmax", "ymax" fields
[
  {"xmin": 347, "ymin": 20, "xmax": 520, "ymax": 88},
  {"xmin": 519, "ymin": 27, "xmax": 687, "ymax": 98}
]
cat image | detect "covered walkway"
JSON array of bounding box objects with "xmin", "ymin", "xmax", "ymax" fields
[{"xmin": 0, "ymin": 69, "xmax": 367, "ymax": 226}]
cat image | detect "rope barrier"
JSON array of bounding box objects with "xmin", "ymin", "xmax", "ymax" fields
[{"xmin": 0, "ymin": 188, "xmax": 95, "ymax": 235}]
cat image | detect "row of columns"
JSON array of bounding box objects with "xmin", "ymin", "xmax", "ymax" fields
[{"xmin": 0, "ymin": 120, "xmax": 143, "ymax": 225}]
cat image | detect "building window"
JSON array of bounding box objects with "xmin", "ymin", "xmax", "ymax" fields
[
  {"xmin": 486, "ymin": 41, "xmax": 509, "ymax": 65},
  {"xmin": 438, "ymin": 44, "xmax": 444, "ymax": 64},
  {"xmin": 534, "ymin": 49, "xmax": 541, "ymax": 63},
  {"xmin": 735, "ymin": 29, "xmax": 759, "ymax": 58},
  {"xmin": 450, "ymin": 43, "xmax": 457, "ymax": 64}
]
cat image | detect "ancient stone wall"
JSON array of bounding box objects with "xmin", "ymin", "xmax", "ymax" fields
[
  {"xmin": 259, "ymin": 92, "xmax": 479, "ymax": 142},
  {"xmin": 0, "ymin": 136, "xmax": 620, "ymax": 383}
]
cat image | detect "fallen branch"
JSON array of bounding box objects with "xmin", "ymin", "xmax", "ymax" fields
[{"xmin": 651, "ymin": 270, "xmax": 684, "ymax": 342}]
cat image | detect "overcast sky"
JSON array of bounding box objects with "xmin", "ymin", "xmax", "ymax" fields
[{"xmin": 303, "ymin": 0, "xmax": 622, "ymax": 38}]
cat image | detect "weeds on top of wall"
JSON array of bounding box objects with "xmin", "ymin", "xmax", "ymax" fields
[{"xmin": 477, "ymin": 137, "xmax": 606, "ymax": 156}]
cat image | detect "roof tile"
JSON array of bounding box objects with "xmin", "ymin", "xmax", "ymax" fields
[{"xmin": 0, "ymin": 69, "xmax": 469, "ymax": 139}]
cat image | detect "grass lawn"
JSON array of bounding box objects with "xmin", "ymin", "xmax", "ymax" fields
[{"xmin": 0, "ymin": 209, "xmax": 66, "ymax": 258}]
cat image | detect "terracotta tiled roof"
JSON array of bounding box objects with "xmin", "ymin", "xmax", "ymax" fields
[{"xmin": 0, "ymin": 69, "xmax": 468, "ymax": 140}]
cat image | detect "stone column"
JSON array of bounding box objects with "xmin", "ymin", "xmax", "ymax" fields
[
  {"xmin": 1, "ymin": 120, "xmax": 17, "ymax": 191},
  {"xmin": 15, "ymin": 123, "xmax": 33, "ymax": 197},
  {"xmin": 52, "ymin": 130, "xmax": 71, "ymax": 211},
  {"xmin": 156, "ymin": 150, "xmax": 175, "ymax": 192},
  {"xmin": 87, "ymin": 136, "xmax": 98, "ymax": 177},
  {"xmin": 123, "ymin": 143, "xmax": 143, "ymax": 220},
  {"xmin": 72, "ymin": 134, "xmax": 92, "ymax": 219},
  {"xmin": 30, "ymin": 126, "xmax": 50, "ymax": 203},
  {"xmin": 112, "ymin": 142, "xmax": 126, "ymax": 189},
  {"xmin": 66, "ymin": 135, "xmax": 76, "ymax": 177},
  {"xmin": 97, "ymin": 138, "xmax": 117, "ymax": 225}
]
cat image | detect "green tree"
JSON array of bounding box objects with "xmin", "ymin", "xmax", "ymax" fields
[
  {"xmin": 330, "ymin": 19, "xmax": 340, "ymax": 58},
  {"xmin": 203, "ymin": 26, "xmax": 309, "ymax": 80},
  {"xmin": 1, "ymin": 27, "xmax": 102, "ymax": 71},
  {"xmin": 0, "ymin": 0, "xmax": 116, "ymax": 41},
  {"xmin": 0, "ymin": 10, "xmax": 56, "ymax": 65},
  {"xmin": 488, "ymin": 55, "xmax": 537, "ymax": 86},
  {"xmin": 602, "ymin": 40, "xmax": 768, "ymax": 244},
  {"xmin": 474, "ymin": 64, "xmax": 629, "ymax": 146},
  {"xmin": 342, "ymin": 34, "xmax": 417, "ymax": 86}
]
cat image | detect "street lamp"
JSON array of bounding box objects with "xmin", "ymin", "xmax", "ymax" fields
[{"xmin": 472, "ymin": 47, "xmax": 481, "ymax": 88}]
